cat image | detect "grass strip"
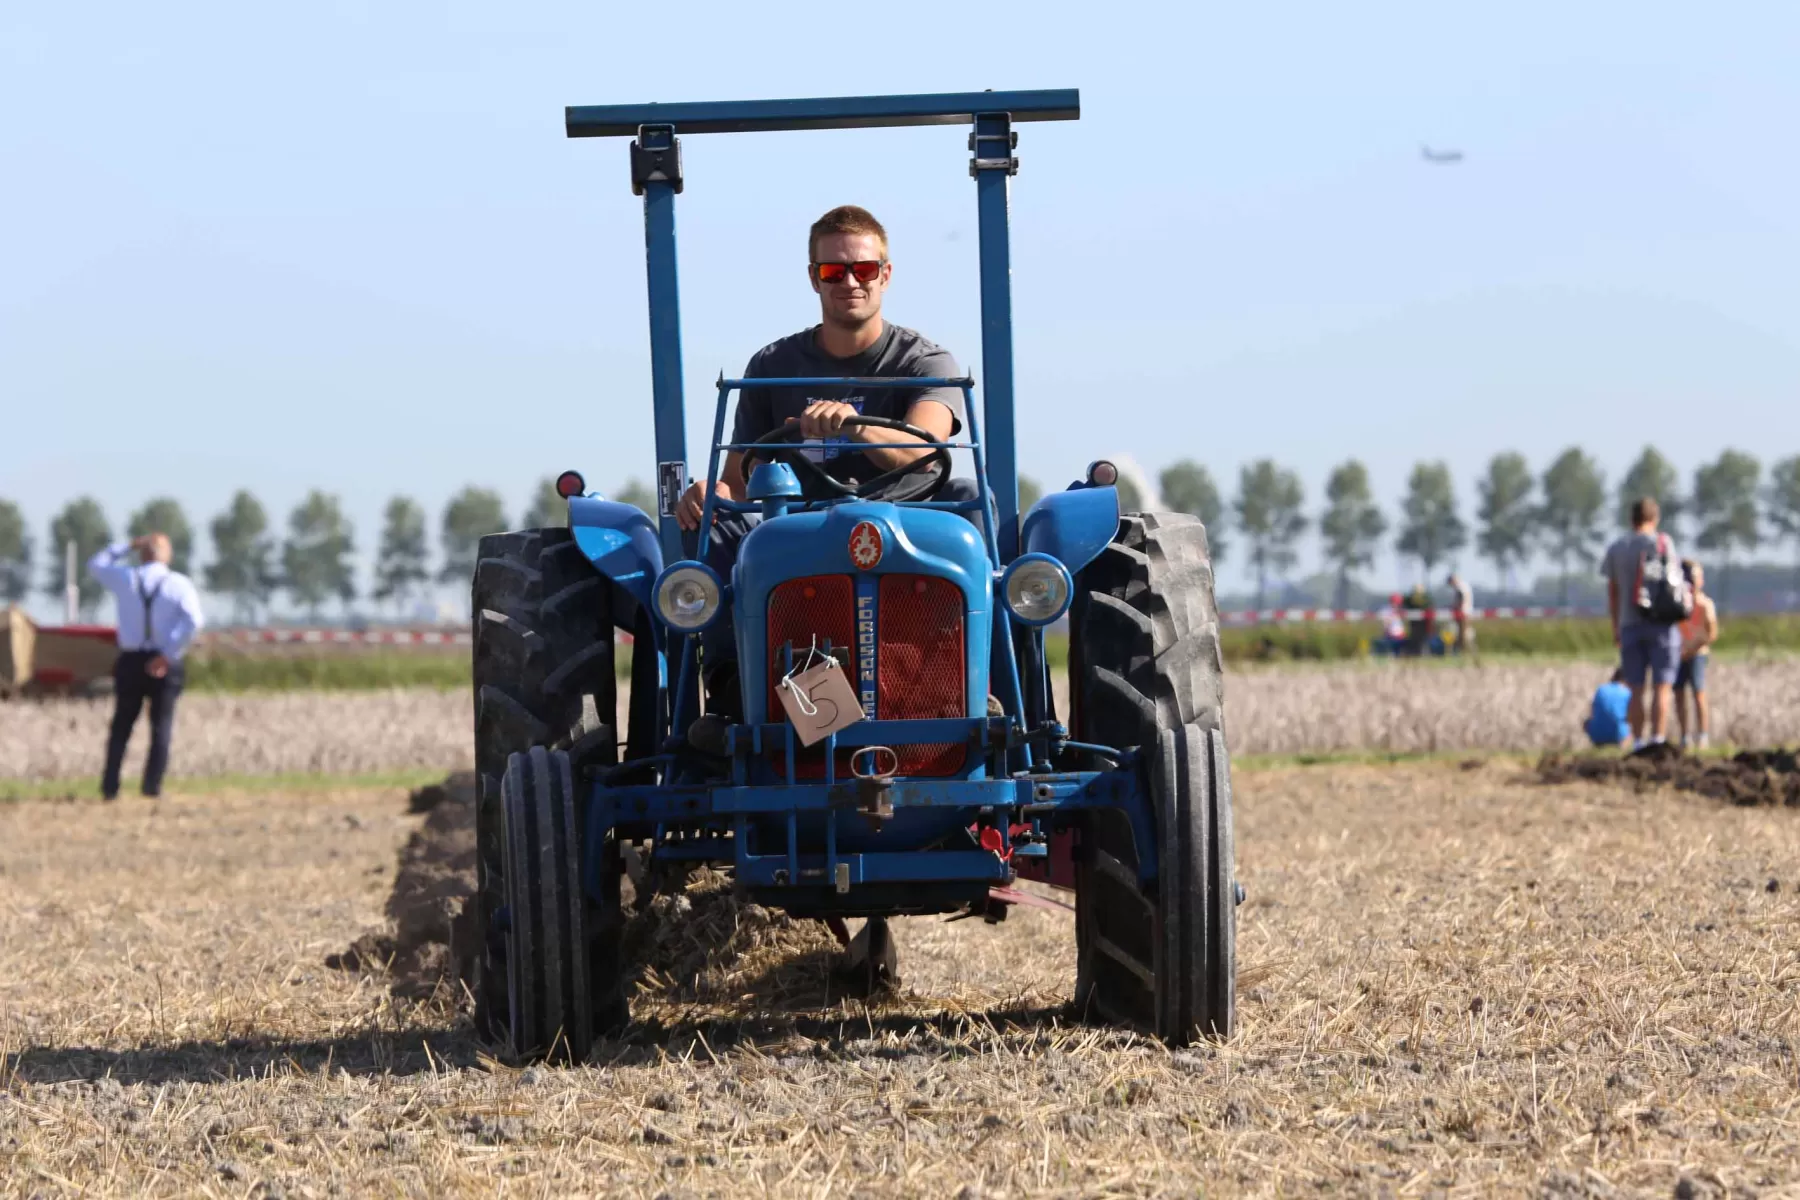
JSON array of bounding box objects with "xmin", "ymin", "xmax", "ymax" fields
[
  {"xmin": 184, "ymin": 653, "xmax": 470, "ymax": 693},
  {"xmin": 0, "ymin": 767, "xmax": 447, "ymax": 803},
  {"xmin": 1217, "ymin": 612, "xmax": 1800, "ymax": 664}
]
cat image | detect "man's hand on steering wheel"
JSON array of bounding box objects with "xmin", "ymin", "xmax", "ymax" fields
[
  {"xmin": 793, "ymin": 400, "xmax": 860, "ymax": 440},
  {"xmin": 743, "ymin": 412, "xmax": 951, "ymax": 501}
]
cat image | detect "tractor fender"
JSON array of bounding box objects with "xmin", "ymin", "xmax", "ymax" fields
[
  {"xmin": 1019, "ymin": 486, "xmax": 1120, "ymax": 576},
  {"xmin": 567, "ymin": 496, "xmax": 663, "ymax": 613}
]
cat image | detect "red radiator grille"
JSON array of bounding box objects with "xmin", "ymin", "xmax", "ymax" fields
[
  {"xmin": 878, "ymin": 574, "xmax": 966, "ymax": 776},
  {"xmin": 766, "ymin": 575, "xmax": 855, "ymax": 779}
]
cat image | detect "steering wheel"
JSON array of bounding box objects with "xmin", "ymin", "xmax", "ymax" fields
[{"xmin": 741, "ymin": 415, "xmax": 951, "ymax": 502}]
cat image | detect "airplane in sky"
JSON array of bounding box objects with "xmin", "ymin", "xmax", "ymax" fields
[{"xmin": 1420, "ymin": 144, "xmax": 1464, "ymax": 164}]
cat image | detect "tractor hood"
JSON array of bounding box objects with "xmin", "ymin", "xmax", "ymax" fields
[{"xmin": 732, "ymin": 502, "xmax": 994, "ymax": 727}]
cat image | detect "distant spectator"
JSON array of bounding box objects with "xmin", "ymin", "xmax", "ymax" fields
[
  {"xmin": 1446, "ymin": 572, "xmax": 1475, "ymax": 656},
  {"xmin": 1375, "ymin": 592, "xmax": 1407, "ymax": 656},
  {"xmin": 1403, "ymin": 584, "xmax": 1434, "ymax": 656},
  {"xmin": 1585, "ymin": 668, "xmax": 1632, "ymax": 748},
  {"xmin": 1675, "ymin": 559, "xmax": 1719, "ymax": 749},
  {"xmin": 88, "ymin": 533, "xmax": 205, "ymax": 799},
  {"xmin": 1600, "ymin": 497, "xmax": 1687, "ymax": 750}
]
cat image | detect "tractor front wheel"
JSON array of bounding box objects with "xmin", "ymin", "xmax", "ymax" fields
[
  {"xmin": 502, "ymin": 746, "xmax": 587, "ymax": 1061},
  {"xmin": 1069, "ymin": 512, "xmax": 1237, "ymax": 1043},
  {"xmin": 471, "ymin": 527, "xmax": 633, "ymax": 1047}
]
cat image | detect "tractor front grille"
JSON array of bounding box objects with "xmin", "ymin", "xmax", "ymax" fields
[
  {"xmin": 766, "ymin": 575, "xmax": 856, "ymax": 779},
  {"xmin": 764, "ymin": 572, "xmax": 966, "ymax": 778},
  {"xmin": 876, "ymin": 574, "xmax": 965, "ymax": 776}
]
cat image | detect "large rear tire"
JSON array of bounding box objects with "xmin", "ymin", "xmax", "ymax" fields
[
  {"xmin": 470, "ymin": 527, "xmax": 628, "ymax": 1045},
  {"xmin": 1069, "ymin": 512, "xmax": 1237, "ymax": 1042}
]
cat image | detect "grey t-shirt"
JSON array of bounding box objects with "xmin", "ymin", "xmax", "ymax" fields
[
  {"xmin": 1600, "ymin": 530, "xmax": 1677, "ymax": 629},
  {"xmin": 732, "ymin": 323, "xmax": 962, "ymax": 487}
]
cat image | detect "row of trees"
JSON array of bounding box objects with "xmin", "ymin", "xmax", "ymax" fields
[
  {"xmin": 3, "ymin": 449, "xmax": 1797, "ymax": 620},
  {"xmin": 1125, "ymin": 447, "xmax": 1800, "ymax": 607},
  {"xmin": 0, "ymin": 478, "xmax": 655, "ymax": 620}
]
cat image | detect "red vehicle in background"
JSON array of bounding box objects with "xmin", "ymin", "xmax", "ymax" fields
[{"xmin": 1, "ymin": 608, "xmax": 118, "ymax": 696}]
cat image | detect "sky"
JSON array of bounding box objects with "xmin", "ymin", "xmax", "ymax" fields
[{"xmin": 3, "ymin": 0, "xmax": 1797, "ymax": 619}]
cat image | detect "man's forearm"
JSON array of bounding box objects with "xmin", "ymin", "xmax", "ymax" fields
[
  {"xmin": 88, "ymin": 541, "xmax": 133, "ymax": 589},
  {"xmin": 851, "ymin": 425, "xmax": 933, "ymax": 470}
]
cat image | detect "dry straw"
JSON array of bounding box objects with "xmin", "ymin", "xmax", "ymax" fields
[{"xmin": 5, "ymin": 761, "xmax": 1800, "ymax": 1194}]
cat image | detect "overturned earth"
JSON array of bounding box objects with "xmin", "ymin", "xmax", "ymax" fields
[
  {"xmin": 327, "ymin": 773, "xmax": 854, "ymax": 1021},
  {"xmin": 1537, "ymin": 745, "xmax": 1800, "ymax": 808}
]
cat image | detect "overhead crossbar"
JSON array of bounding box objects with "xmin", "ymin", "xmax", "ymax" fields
[{"xmin": 566, "ymin": 89, "xmax": 1079, "ymax": 138}]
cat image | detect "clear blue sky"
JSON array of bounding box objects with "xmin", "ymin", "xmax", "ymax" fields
[{"xmin": 4, "ymin": 0, "xmax": 1796, "ymax": 614}]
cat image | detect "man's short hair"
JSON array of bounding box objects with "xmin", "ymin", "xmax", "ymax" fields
[
  {"xmin": 809, "ymin": 205, "xmax": 888, "ymax": 261},
  {"xmin": 1630, "ymin": 496, "xmax": 1660, "ymax": 527}
]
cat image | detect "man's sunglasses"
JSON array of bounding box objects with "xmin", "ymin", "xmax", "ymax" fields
[{"xmin": 812, "ymin": 259, "xmax": 885, "ymax": 285}]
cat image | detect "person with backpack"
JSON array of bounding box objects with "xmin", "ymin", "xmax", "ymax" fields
[{"xmin": 1600, "ymin": 497, "xmax": 1693, "ymax": 751}]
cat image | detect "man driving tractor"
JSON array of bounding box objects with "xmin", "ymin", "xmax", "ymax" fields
[{"xmin": 674, "ymin": 204, "xmax": 975, "ymax": 712}]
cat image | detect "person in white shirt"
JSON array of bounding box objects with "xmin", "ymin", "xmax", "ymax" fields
[
  {"xmin": 88, "ymin": 532, "xmax": 205, "ymax": 799},
  {"xmin": 1446, "ymin": 572, "xmax": 1476, "ymax": 656}
]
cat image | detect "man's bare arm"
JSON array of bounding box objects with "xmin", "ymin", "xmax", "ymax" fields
[
  {"xmin": 675, "ymin": 451, "xmax": 747, "ymax": 532},
  {"xmin": 792, "ymin": 398, "xmax": 955, "ymax": 471},
  {"xmin": 856, "ymin": 399, "xmax": 956, "ymax": 470}
]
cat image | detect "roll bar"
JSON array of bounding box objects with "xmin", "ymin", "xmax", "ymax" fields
[{"xmin": 566, "ymin": 89, "xmax": 1079, "ymax": 138}]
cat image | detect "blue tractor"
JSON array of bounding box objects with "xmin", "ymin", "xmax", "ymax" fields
[{"xmin": 469, "ymin": 90, "xmax": 1237, "ymax": 1058}]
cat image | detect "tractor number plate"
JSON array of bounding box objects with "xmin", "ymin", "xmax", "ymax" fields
[{"xmin": 657, "ymin": 461, "xmax": 688, "ymax": 518}]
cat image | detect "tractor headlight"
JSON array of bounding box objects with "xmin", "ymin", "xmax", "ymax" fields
[
  {"xmin": 1001, "ymin": 553, "xmax": 1073, "ymax": 627},
  {"xmin": 653, "ymin": 562, "xmax": 724, "ymax": 632}
]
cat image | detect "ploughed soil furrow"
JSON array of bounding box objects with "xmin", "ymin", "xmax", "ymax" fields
[{"xmin": 1538, "ymin": 744, "xmax": 1800, "ymax": 807}]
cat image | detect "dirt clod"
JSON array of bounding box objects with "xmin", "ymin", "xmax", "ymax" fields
[
  {"xmin": 1537, "ymin": 747, "xmax": 1800, "ymax": 807},
  {"xmin": 407, "ymin": 782, "xmax": 448, "ymax": 813},
  {"xmin": 327, "ymin": 772, "xmax": 476, "ymax": 1000},
  {"xmin": 331, "ymin": 775, "xmax": 843, "ymax": 1019}
]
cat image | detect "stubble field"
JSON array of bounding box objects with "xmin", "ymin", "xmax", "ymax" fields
[
  {"xmin": 6, "ymin": 759, "xmax": 1800, "ymax": 1196},
  {"xmin": 6, "ymin": 658, "xmax": 1797, "ymax": 785}
]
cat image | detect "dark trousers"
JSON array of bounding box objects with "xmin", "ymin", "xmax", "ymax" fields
[{"xmin": 102, "ymin": 650, "xmax": 185, "ymax": 798}]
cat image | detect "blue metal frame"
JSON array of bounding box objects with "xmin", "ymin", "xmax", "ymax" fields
[
  {"xmin": 567, "ymin": 89, "xmax": 1079, "ymax": 137},
  {"xmin": 972, "ymin": 110, "xmax": 1021, "ymax": 561},
  {"xmin": 636, "ymin": 123, "xmax": 689, "ymax": 567},
  {"xmin": 562, "ymin": 89, "xmax": 1145, "ymax": 915},
  {"xmin": 566, "ymin": 90, "xmax": 1079, "ymax": 574}
]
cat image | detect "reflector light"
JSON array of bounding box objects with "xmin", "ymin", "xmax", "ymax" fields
[
  {"xmin": 652, "ymin": 562, "xmax": 724, "ymax": 631},
  {"xmin": 555, "ymin": 470, "xmax": 586, "ymax": 498}
]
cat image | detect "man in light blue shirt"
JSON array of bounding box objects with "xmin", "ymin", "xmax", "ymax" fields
[{"xmin": 88, "ymin": 533, "xmax": 205, "ymax": 799}]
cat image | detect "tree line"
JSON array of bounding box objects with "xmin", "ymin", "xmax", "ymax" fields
[
  {"xmin": 3, "ymin": 450, "xmax": 1797, "ymax": 620},
  {"xmin": 1087, "ymin": 446, "xmax": 1799, "ymax": 608},
  {"xmin": 0, "ymin": 477, "xmax": 655, "ymax": 621}
]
